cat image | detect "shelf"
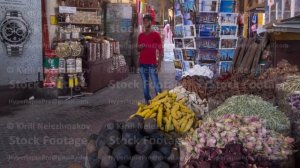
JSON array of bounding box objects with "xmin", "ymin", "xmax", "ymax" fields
[
  {"xmin": 57, "ymin": 6, "xmax": 100, "ymax": 11},
  {"xmin": 245, "ymin": 2, "xmax": 265, "ymax": 12},
  {"xmin": 81, "ymin": 32, "xmax": 100, "ymax": 34},
  {"xmin": 58, "ymin": 22, "xmax": 101, "ymax": 25},
  {"xmin": 76, "ymin": 7, "xmax": 100, "ymax": 11}
]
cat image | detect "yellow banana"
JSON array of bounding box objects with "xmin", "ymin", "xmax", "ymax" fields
[
  {"xmin": 171, "ymin": 104, "xmax": 180, "ymax": 119},
  {"xmin": 172, "ymin": 118, "xmax": 181, "ymax": 132},
  {"xmin": 139, "ymin": 109, "xmax": 151, "ymax": 117},
  {"xmin": 157, "ymin": 105, "xmax": 163, "ymax": 129},
  {"xmin": 151, "ymin": 91, "xmax": 168, "ymax": 102},
  {"xmin": 183, "ymin": 118, "xmax": 194, "ymax": 133},
  {"xmin": 180, "ymin": 117, "xmax": 189, "ymax": 132},
  {"xmin": 149, "ymin": 113, "xmax": 157, "ymax": 118}
]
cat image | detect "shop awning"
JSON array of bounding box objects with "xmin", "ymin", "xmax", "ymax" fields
[{"xmin": 264, "ymin": 15, "xmax": 300, "ymax": 33}]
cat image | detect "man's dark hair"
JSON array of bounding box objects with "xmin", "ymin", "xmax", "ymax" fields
[{"xmin": 143, "ymin": 14, "xmax": 153, "ymax": 21}]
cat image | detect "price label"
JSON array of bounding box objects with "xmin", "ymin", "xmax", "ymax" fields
[{"xmin": 59, "ymin": 6, "xmax": 77, "ymax": 14}]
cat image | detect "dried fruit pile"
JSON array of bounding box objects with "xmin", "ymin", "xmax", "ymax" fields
[
  {"xmin": 180, "ymin": 115, "xmax": 294, "ymax": 167},
  {"xmin": 184, "ymin": 143, "xmax": 272, "ymax": 168},
  {"xmin": 87, "ymin": 118, "xmax": 180, "ymax": 168},
  {"xmin": 205, "ymin": 95, "xmax": 290, "ymax": 133},
  {"xmin": 170, "ymin": 86, "xmax": 208, "ymax": 119},
  {"xmin": 259, "ymin": 59, "xmax": 299, "ymax": 80},
  {"xmin": 130, "ymin": 91, "xmax": 197, "ymax": 134}
]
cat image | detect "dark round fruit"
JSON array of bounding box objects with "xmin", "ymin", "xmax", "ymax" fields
[
  {"xmin": 144, "ymin": 119, "xmax": 158, "ymax": 134},
  {"xmin": 101, "ymin": 155, "xmax": 117, "ymax": 168},
  {"xmin": 148, "ymin": 151, "xmax": 164, "ymax": 165},
  {"xmin": 149, "ymin": 131, "xmax": 165, "ymax": 145},
  {"xmin": 96, "ymin": 136, "xmax": 106, "ymax": 149},
  {"xmin": 88, "ymin": 134, "xmax": 98, "ymax": 141},
  {"xmin": 118, "ymin": 165, "xmax": 129, "ymax": 168},
  {"xmin": 166, "ymin": 149, "xmax": 179, "ymax": 165},
  {"xmin": 130, "ymin": 155, "xmax": 150, "ymax": 168},
  {"xmin": 154, "ymin": 161, "xmax": 170, "ymax": 168},
  {"xmin": 106, "ymin": 130, "xmax": 121, "ymax": 149},
  {"xmin": 158, "ymin": 145, "xmax": 172, "ymax": 157},
  {"xmin": 124, "ymin": 117, "xmax": 144, "ymax": 131},
  {"xmin": 122, "ymin": 130, "xmax": 143, "ymax": 147},
  {"xmin": 112, "ymin": 145, "xmax": 132, "ymax": 164},
  {"xmin": 135, "ymin": 138, "xmax": 153, "ymax": 156},
  {"xmin": 98, "ymin": 146, "xmax": 111, "ymax": 160}
]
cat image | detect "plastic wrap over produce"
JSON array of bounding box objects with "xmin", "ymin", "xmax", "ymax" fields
[{"xmin": 182, "ymin": 65, "xmax": 214, "ymax": 79}]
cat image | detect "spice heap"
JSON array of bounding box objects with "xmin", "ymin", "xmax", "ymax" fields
[
  {"xmin": 278, "ymin": 75, "xmax": 300, "ymax": 94},
  {"xmin": 180, "ymin": 76, "xmax": 213, "ymax": 99},
  {"xmin": 259, "ymin": 59, "xmax": 299, "ymax": 80},
  {"xmin": 130, "ymin": 91, "xmax": 197, "ymax": 134},
  {"xmin": 87, "ymin": 118, "xmax": 180, "ymax": 168},
  {"xmin": 205, "ymin": 95, "xmax": 290, "ymax": 133},
  {"xmin": 170, "ymin": 86, "xmax": 208, "ymax": 119},
  {"xmin": 180, "ymin": 115, "xmax": 294, "ymax": 167}
]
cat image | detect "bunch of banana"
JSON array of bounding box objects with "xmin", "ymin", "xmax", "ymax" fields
[{"xmin": 129, "ymin": 91, "xmax": 197, "ymax": 134}]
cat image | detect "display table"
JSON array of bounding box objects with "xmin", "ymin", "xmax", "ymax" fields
[{"xmin": 85, "ymin": 58, "xmax": 128, "ymax": 93}]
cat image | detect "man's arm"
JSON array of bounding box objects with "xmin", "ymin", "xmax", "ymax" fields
[
  {"xmin": 137, "ymin": 34, "xmax": 144, "ymax": 52},
  {"xmin": 155, "ymin": 33, "xmax": 164, "ymax": 70}
]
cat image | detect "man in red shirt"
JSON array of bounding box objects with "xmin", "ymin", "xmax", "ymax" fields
[{"xmin": 138, "ymin": 14, "xmax": 163, "ymax": 104}]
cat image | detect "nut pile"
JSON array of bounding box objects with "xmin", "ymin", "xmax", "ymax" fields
[
  {"xmin": 170, "ymin": 86, "xmax": 208, "ymax": 119},
  {"xmin": 259, "ymin": 59, "xmax": 299, "ymax": 80}
]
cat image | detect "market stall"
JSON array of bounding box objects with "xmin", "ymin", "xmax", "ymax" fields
[
  {"xmin": 43, "ymin": 0, "xmax": 129, "ymax": 96},
  {"xmin": 79, "ymin": 1, "xmax": 300, "ymax": 168}
]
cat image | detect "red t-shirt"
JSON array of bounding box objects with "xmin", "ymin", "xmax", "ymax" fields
[{"xmin": 138, "ymin": 31, "xmax": 163, "ymax": 65}]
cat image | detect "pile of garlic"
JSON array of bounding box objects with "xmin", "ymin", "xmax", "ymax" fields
[{"xmin": 170, "ymin": 86, "xmax": 208, "ymax": 118}]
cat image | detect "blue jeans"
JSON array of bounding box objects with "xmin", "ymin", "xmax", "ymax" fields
[{"xmin": 139, "ymin": 64, "xmax": 162, "ymax": 103}]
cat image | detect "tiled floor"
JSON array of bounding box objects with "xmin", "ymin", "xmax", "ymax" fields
[{"xmin": 0, "ymin": 62, "xmax": 177, "ymax": 168}]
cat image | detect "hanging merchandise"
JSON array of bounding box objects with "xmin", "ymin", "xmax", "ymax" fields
[
  {"xmin": 58, "ymin": 58, "xmax": 66, "ymax": 74},
  {"xmin": 55, "ymin": 43, "xmax": 72, "ymax": 58},
  {"xmin": 68, "ymin": 74, "xmax": 74, "ymax": 88},
  {"xmin": 70, "ymin": 42, "xmax": 84, "ymax": 57},
  {"xmin": 66, "ymin": 58, "xmax": 76, "ymax": 73},
  {"xmin": 57, "ymin": 76, "xmax": 64, "ymax": 89},
  {"xmin": 75, "ymin": 58, "xmax": 83, "ymax": 73}
]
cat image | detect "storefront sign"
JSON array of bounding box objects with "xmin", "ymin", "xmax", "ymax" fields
[
  {"xmin": 0, "ymin": 0, "xmax": 43, "ymax": 85},
  {"xmin": 59, "ymin": 6, "xmax": 77, "ymax": 14}
]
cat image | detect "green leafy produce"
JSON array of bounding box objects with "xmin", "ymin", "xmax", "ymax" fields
[
  {"xmin": 112, "ymin": 145, "xmax": 132, "ymax": 164},
  {"xmin": 101, "ymin": 155, "xmax": 117, "ymax": 168},
  {"xmin": 130, "ymin": 155, "xmax": 150, "ymax": 168},
  {"xmin": 205, "ymin": 95, "xmax": 290, "ymax": 132}
]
